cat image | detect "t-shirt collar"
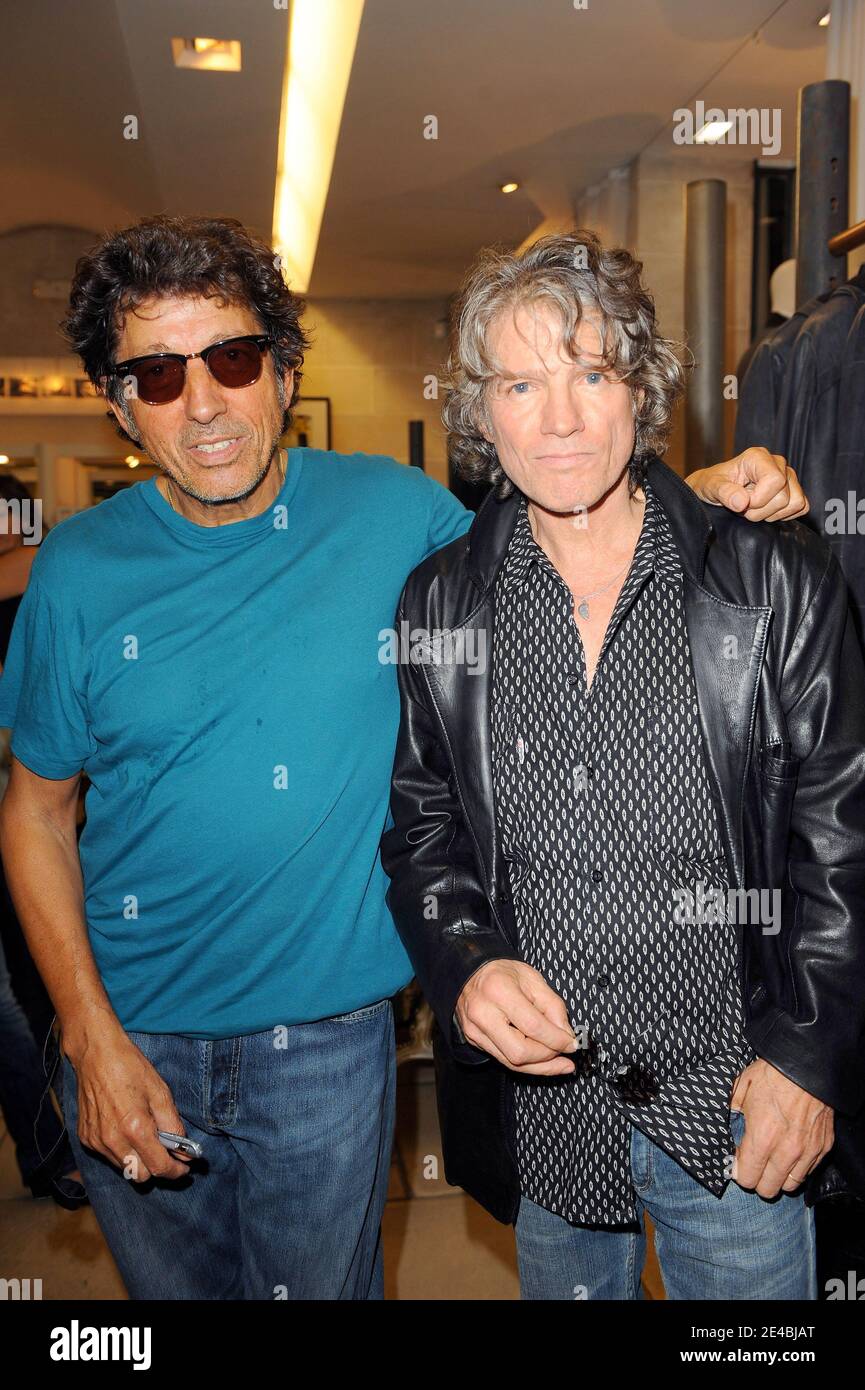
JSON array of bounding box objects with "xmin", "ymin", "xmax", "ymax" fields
[{"xmin": 139, "ymin": 448, "xmax": 302, "ymax": 548}]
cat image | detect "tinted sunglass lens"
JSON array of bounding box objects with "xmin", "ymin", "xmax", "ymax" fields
[
  {"xmin": 134, "ymin": 358, "xmax": 185, "ymax": 404},
  {"xmin": 208, "ymin": 340, "xmax": 264, "ymax": 388}
]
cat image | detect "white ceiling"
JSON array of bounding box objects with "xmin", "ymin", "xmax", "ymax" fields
[
  {"xmin": 0, "ymin": 0, "xmax": 287, "ymax": 240},
  {"xmin": 1, "ymin": 0, "xmax": 829, "ymax": 298}
]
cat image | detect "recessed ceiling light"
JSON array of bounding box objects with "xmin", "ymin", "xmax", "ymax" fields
[
  {"xmin": 818, "ymin": 12, "xmax": 831, "ymax": 26},
  {"xmin": 0, "ymin": 455, "xmax": 10, "ymax": 465},
  {"xmin": 695, "ymin": 119, "xmax": 734, "ymax": 144},
  {"xmin": 500, "ymin": 182, "xmax": 520, "ymax": 194},
  {"xmin": 125, "ymin": 455, "xmax": 140, "ymax": 468},
  {"xmin": 171, "ymin": 38, "xmax": 242, "ymax": 72}
]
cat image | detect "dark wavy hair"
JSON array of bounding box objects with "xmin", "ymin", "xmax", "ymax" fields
[
  {"xmin": 62, "ymin": 215, "xmax": 310, "ymax": 445},
  {"xmin": 443, "ymin": 228, "xmax": 690, "ymax": 496}
]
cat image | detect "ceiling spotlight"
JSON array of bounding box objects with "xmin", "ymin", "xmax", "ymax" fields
[
  {"xmin": 125, "ymin": 455, "xmax": 140, "ymax": 468},
  {"xmin": 500, "ymin": 182, "xmax": 520, "ymax": 194},
  {"xmin": 695, "ymin": 119, "xmax": 734, "ymax": 144},
  {"xmin": 171, "ymin": 37, "xmax": 242, "ymax": 71},
  {"xmin": 818, "ymin": 12, "xmax": 831, "ymax": 25},
  {"xmin": 0, "ymin": 455, "xmax": 9, "ymax": 465}
]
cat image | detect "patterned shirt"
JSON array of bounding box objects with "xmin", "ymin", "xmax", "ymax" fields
[{"xmin": 490, "ymin": 481, "xmax": 757, "ymax": 1227}]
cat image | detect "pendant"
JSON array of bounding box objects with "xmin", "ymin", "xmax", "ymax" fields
[{"xmin": 578, "ymin": 600, "xmax": 590, "ymax": 619}]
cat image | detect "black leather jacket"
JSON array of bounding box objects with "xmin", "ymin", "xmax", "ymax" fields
[
  {"xmin": 381, "ymin": 456, "xmax": 865, "ymax": 1223},
  {"xmin": 734, "ymin": 268, "xmax": 865, "ymax": 643}
]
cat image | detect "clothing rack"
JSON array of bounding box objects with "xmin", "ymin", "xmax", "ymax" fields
[{"xmin": 829, "ymin": 217, "xmax": 865, "ymax": 257}]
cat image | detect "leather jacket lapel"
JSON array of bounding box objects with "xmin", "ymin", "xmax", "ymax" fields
[
  {"xmin": 645, "ymin": 458, "xmax": 775, "ymax": 888},
  {"xmin": 423, "ymin": 592, "xmax": 518, "ymax": 948},
  {"xmin": 683, "ymin": 578, "xmax": 772, "ymax": 888}
]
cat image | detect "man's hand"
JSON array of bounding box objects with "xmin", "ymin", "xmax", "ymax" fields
[
  {"xmin": 456, "ymin": 959, "xmax": 579, "ymax": 1075},
  {"xmin": 63, "ymin": 1028, "xmax": 193, "ymax": 1182},
  {"xmin": 686, "ymin": 447, "xmax": 809, "ymax": 522},
  {"xmin": 730, "ymin": 1058, "xmax": 834, "ymax": 1198}
]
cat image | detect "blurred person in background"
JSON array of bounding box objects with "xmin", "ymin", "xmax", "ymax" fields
[{"xmin": 0, "ymin": 474, "xmax": 85, "ymax": 1209}]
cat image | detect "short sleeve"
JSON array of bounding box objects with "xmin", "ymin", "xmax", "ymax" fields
[
  {"xmin": 0, "ymin": 576, "xmax": 93, "ymax": 779},
  {"xmin": 421, "ymin": 475, "xmax": 472, "ymax": 560}
]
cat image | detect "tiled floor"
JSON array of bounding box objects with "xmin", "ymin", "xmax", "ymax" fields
[{"xmin": 0, "ymin": 1061, "xmax": 663, "ymax": 1300}]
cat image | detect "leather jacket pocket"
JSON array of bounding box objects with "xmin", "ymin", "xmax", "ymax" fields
[
  {"xmin": 759, "ymin": 742, "xmax": 800, "ymax": 784},
  {"xmin": 757, "ymin": 742, "xmax": 799, "ymax": 885}
]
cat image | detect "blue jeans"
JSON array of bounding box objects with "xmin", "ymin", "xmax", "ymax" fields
[
  {"xmin": 58, "ymin": 998, "xmax": 396, "ymax": 1300},
  {"xmin": 0, "ymin": 932, "xmax": 73, "ymax": 1187},
  {"xmin": 516, "ymin": 1110, "xmax": 817, "ymax": 1299}
]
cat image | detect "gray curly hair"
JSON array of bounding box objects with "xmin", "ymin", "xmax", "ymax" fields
[{"xmin": 442, "ymin": 229, "xmax": 689, "ymax": 496}]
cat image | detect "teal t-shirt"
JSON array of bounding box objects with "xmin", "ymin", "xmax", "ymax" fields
[{"xmin": 0, "ymin": 449, "xmax": 471, "ymax": 1038}]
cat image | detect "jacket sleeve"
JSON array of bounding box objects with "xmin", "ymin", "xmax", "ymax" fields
[
  {"xmin": 733, "ymin": 333, "xmax": 782, "ymax": 457},
  {"xmin": 773, "ymin": 332, "xmax": 818, "ymax": 477},
  {"xmin": 755, "ymin": 549, "xmax": 865, "ymax": 1114},
  {"xmin": 380, "ymin": 598, "xmax": 521, "ymax": 1064}
]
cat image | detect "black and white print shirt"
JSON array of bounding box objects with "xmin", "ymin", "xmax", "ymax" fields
[{"xmin": 490, "ymin": 481, "xmax": 757, "ymax": 1227}]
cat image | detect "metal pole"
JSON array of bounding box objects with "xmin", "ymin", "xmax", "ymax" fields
[
  {"xmin": 684, "ymin": 179, "xmax": 726, "ymax": 473},
  {"xmin": 795, "ymin": 79, "xmax": 850, "ymax": 302}
]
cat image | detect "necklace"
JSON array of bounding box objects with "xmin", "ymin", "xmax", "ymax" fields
[
  {"xmin": 164, "ymin": 449, "xmax": 286, "ymax": 514},
  {"xmin": 574, "ymin": 558, "xmax": 631, "ymax": 619}
]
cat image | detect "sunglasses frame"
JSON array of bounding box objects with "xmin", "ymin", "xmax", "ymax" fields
[{"xmin": 107, "ymin": 333, "xmax": 273, "ymax": 403}]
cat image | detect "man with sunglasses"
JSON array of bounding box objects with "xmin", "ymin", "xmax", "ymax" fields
[{"xmin": 0, "ymin": 214, "xmax": 807, "ymax": 1301}]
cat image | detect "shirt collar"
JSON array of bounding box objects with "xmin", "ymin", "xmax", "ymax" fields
[
  {"xmin": 498, "ymin": 494, "xmax": 548, "ymax": 591},
  {"xmin": 648, "ymin": 483, "xmax": 684, "ymax": 587},
  {"xmin": 499, "ymin": 480, "xmax": 682, "ymax": 593}
]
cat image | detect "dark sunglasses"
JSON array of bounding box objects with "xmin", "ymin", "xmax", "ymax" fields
[{"xmin": 108, "ymin": 334, "xmax": 273, "ymax": 405}]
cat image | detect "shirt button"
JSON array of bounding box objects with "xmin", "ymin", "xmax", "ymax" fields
[
  {"xmin": 591, "ymin": 869, "xmax": 604, "ymax": 883},
  {"xmin": 596, "ymin": 972, "xmax": 610, "ymax": 989}
]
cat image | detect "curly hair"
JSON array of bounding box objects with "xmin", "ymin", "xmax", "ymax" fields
[
  {"xmin": 442, "ymin": 229, "xmax": 690, "ymax": 496},
  {"xmin": 62, "ymin": 215, "xmax": 310, "ymax": 445}
]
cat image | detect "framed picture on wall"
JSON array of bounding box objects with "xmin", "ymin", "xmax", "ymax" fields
[
  {"xmin": 0, "ymin": 363, "xmax": 104, "ymax": 411},
  {"xmin": 8, "ymin": 376, "xmax": 39, "ymax": 398},
  {"xmin": 40, "ymin": 375, "xmax": 73, "ymax": 398},
  {"xmin": 282, "ymin": 396, "xmax": 331, "ymax": 451}
]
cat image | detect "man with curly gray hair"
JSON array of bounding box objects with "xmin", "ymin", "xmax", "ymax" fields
[
  {"xmin": 443, "ymin": 229, "xmax": 800, "ymax": 509},
  {"xmin": 382, "ymin": 230, "xmax": 865, "ymax": 1299}
]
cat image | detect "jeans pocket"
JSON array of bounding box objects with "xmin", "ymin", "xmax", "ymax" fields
[
  {"xmin": 328, "ymin": 998, "xmax": 391, "ymax": 1024},
  {"xmin": 729, "ymin": 1107, "xmax": 746, "ymax": 1147}
]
